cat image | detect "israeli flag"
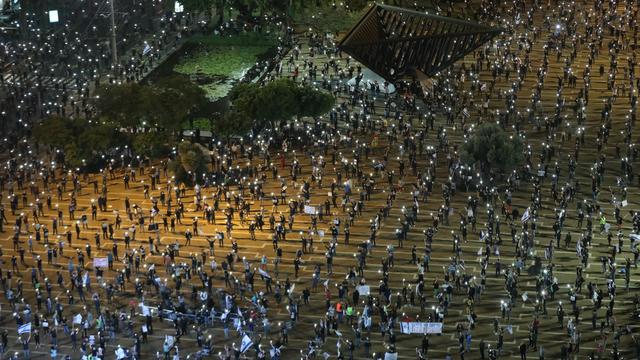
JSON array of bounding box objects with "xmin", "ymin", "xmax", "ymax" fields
[
  {"xmin": 240, "ymin": 334, "xmax": 253, "ymax": 353},
  {"xmin": 521, "ymin": 208, "xmax": 530, "ymax": 223},
  {"xmin": 18, "ymin": 323, "xmax": 31, "ymax": 334},
  {"xmin": 258, "ymin": 268, "xmax": 271, "ymax": 279}
]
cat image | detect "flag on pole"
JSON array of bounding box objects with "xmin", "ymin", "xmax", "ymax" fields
[
  {"xmin": 18, "ymin": 323, "xmax": 31, "ymax": 334},
  {"xmin": 258, "ymin": 268, "xmax": 271, "ymax": 279},
  {"xmin": 240, "ymin": 334, "xmax": 253, "ymax": 353},
  {"xmin": 521, "ymin": 208, "xmax": 530, "ymax": 223}
]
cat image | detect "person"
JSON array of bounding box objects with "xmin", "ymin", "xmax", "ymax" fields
[
  {"xmin": 520, "ymin": 342, "xmax": 527, "ymax": 360},
  {"xmin": 20, "ymin": 336, "xmax": 30, "ymax": 360}
]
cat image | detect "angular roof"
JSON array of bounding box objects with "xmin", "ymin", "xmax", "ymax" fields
[{"xmin": 339, "ymin": 4, "xmax": 502, "ymax": 81}]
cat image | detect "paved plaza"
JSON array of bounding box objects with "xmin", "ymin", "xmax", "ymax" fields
[{"xmin": 1, "ymin": 0, "xmax": 640, "ymax": 360}]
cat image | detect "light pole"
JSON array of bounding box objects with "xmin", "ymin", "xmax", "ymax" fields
[{"xmin": 109, "ymin": 0, "xmax": 118, "ymax": 69}]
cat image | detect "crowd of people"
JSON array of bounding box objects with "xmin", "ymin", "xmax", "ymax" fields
[
  {"xmin": 0, "ymin": 1, "xmax": 196, "ymax": 143},
  {"xmin": 0, "ymin": 0, "xmax": 640, "ymax": 359}
]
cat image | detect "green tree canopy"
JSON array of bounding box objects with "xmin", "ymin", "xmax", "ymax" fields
[
  {"xmin": 132, "ymin": 131, "xmax": 173, "ymax": 159},
  {"xmin": 461, "ymin": 122, "xmax": 524, "ymax": 177},
  {"xmin": 94, "ymin": 78, "xmax": 208, "ymax": 133},
  {"xmin": 32, "ymin": 115, "xmax": 76, "ymax": 149},
  {"xmin": 178, "ymin": 0, "xmax": 216, "ymax": 13},
  {"xmin": 33, "ymin": 117, "xmax": 125, "ymax": 169},
  {"xmin": 94, "ymin": 83, "xmax": 155, "ymax": 129},
  {"xmin": 295, "ymin": 84, "xmax": 335, "ymax": 118},
  {"xmin": 229, "ymin": 78, "xmax": 334, "ymax": 130},
  {"xmin": 151, "ymin": 75, "xmax": 209, "ymax": 132},
  {"xmin": 214, "ymin": 109, "xmax": 253, "ymax": 140}
]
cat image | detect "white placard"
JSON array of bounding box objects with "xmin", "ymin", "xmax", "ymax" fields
[
  {"xmin": 356, "ymin": 285, "xmax": 370, "ymax": 295},
  {"xmin": 400, "ymin": 322, "xmax": 443, "ymax": 334},
  {"xmin": 384, "ymin": 353, "xmax": 398, "ymax": 360},
  {"xmin": 93, "ymin": 258, "xmax": 108, "ymax": 268},
  {"xmin": 304, "ymin": 205, "xmax": 318, "ymax": 215},
  {"xmin": 49, "ymin": 10, "xmax": 59, "ymax": 23},
  {"xmin": 165, "ymin": 335, "xmax": 175, "ymax": 348}
]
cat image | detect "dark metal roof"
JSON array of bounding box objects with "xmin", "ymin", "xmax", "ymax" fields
[{"xmin": 339, "ymin": 4, "xmax": 502, "ymax": 81}]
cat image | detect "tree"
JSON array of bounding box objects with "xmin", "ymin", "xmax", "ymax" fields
[
  {"xmin": 230, "ymin": 0, "xmax": 289, "ymax": 17},
  {"xmin": 132, "ymin": 131, "xmax": 173, "ymax": 159},
  {"xmin": 178, "ymin": 0, "xmax": 216, "ymax": 13},
  {"xmin": 229, "ymin": 78, "xmax": 334, "ymax": 131},
  {"xmin": 461, "ymin": 122, "xmax": 524, "ymax": 178},
  {"xmin": 296, "ymin": 85, "xmax": 335, "ymax": 119},
  {"xmin": 254, "ymin": 78, "xmax": 300, "ymax": 127},
  {"xmin": 94, "ymin": 83, "xmax": 154, "ymax": 129},
  {"xmin": 169, "ymin": 141, "xmax": 210, "ymax": 185},
  {"xmin": 33, "ymin": 116, "xmax": 75, "ymax": 149},
  {"xmin": 152, "ymin": 75, "xmax": 208, "ymax": 133},
  {"xmin": 214, "ymin": 109, "xmax": 253, "ymax": 141}
]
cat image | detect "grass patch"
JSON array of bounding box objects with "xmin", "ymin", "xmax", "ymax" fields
[
  {"xmin": 174, "ymin": 45, "xmax": 269, "ymax": 79},
  {"xmin": 186, "ymin": 32, "xmax": 278, "ymax": 47},
  {"xmin": 173, "ymin": 32, "xmax": 277, "ymax": 100},
  {"xmin": 182, "ymin": 118, "xmax": 212, "ymax": 131}
]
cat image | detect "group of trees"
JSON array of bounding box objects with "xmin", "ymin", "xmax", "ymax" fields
[
  {"xmin": 33, "ymin": 76, "xmax": 207, "ymax": 170},
  {"xmin": 35, "ymin": 70, "xmax": 333, "ymax": 186},
  {"xmin": 35, "ymin": 75, "xmax": 521, "ymax": 183},
  {"xmin": 94, "ymin": 75, "xmax": 208, "ymax": 134},
  {"xmin": 33, "ymin": 117, "xmax": 127, "ymax": 169}
]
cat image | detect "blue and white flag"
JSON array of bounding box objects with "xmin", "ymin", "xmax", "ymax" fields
[
  {"xmin": 521, "ymin": 208, "xmax": 530, "ymax": 223},
  {"xmin": 258, "ymin": 268, "xmax": 271, "ymax": 279},
  {"xmin": 18, "ymin": 323, "xmax": 31, "ymax": 334},
  {"xmin": 240, "ymin": 334, "xmax": 253, "ymax": 353}
]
